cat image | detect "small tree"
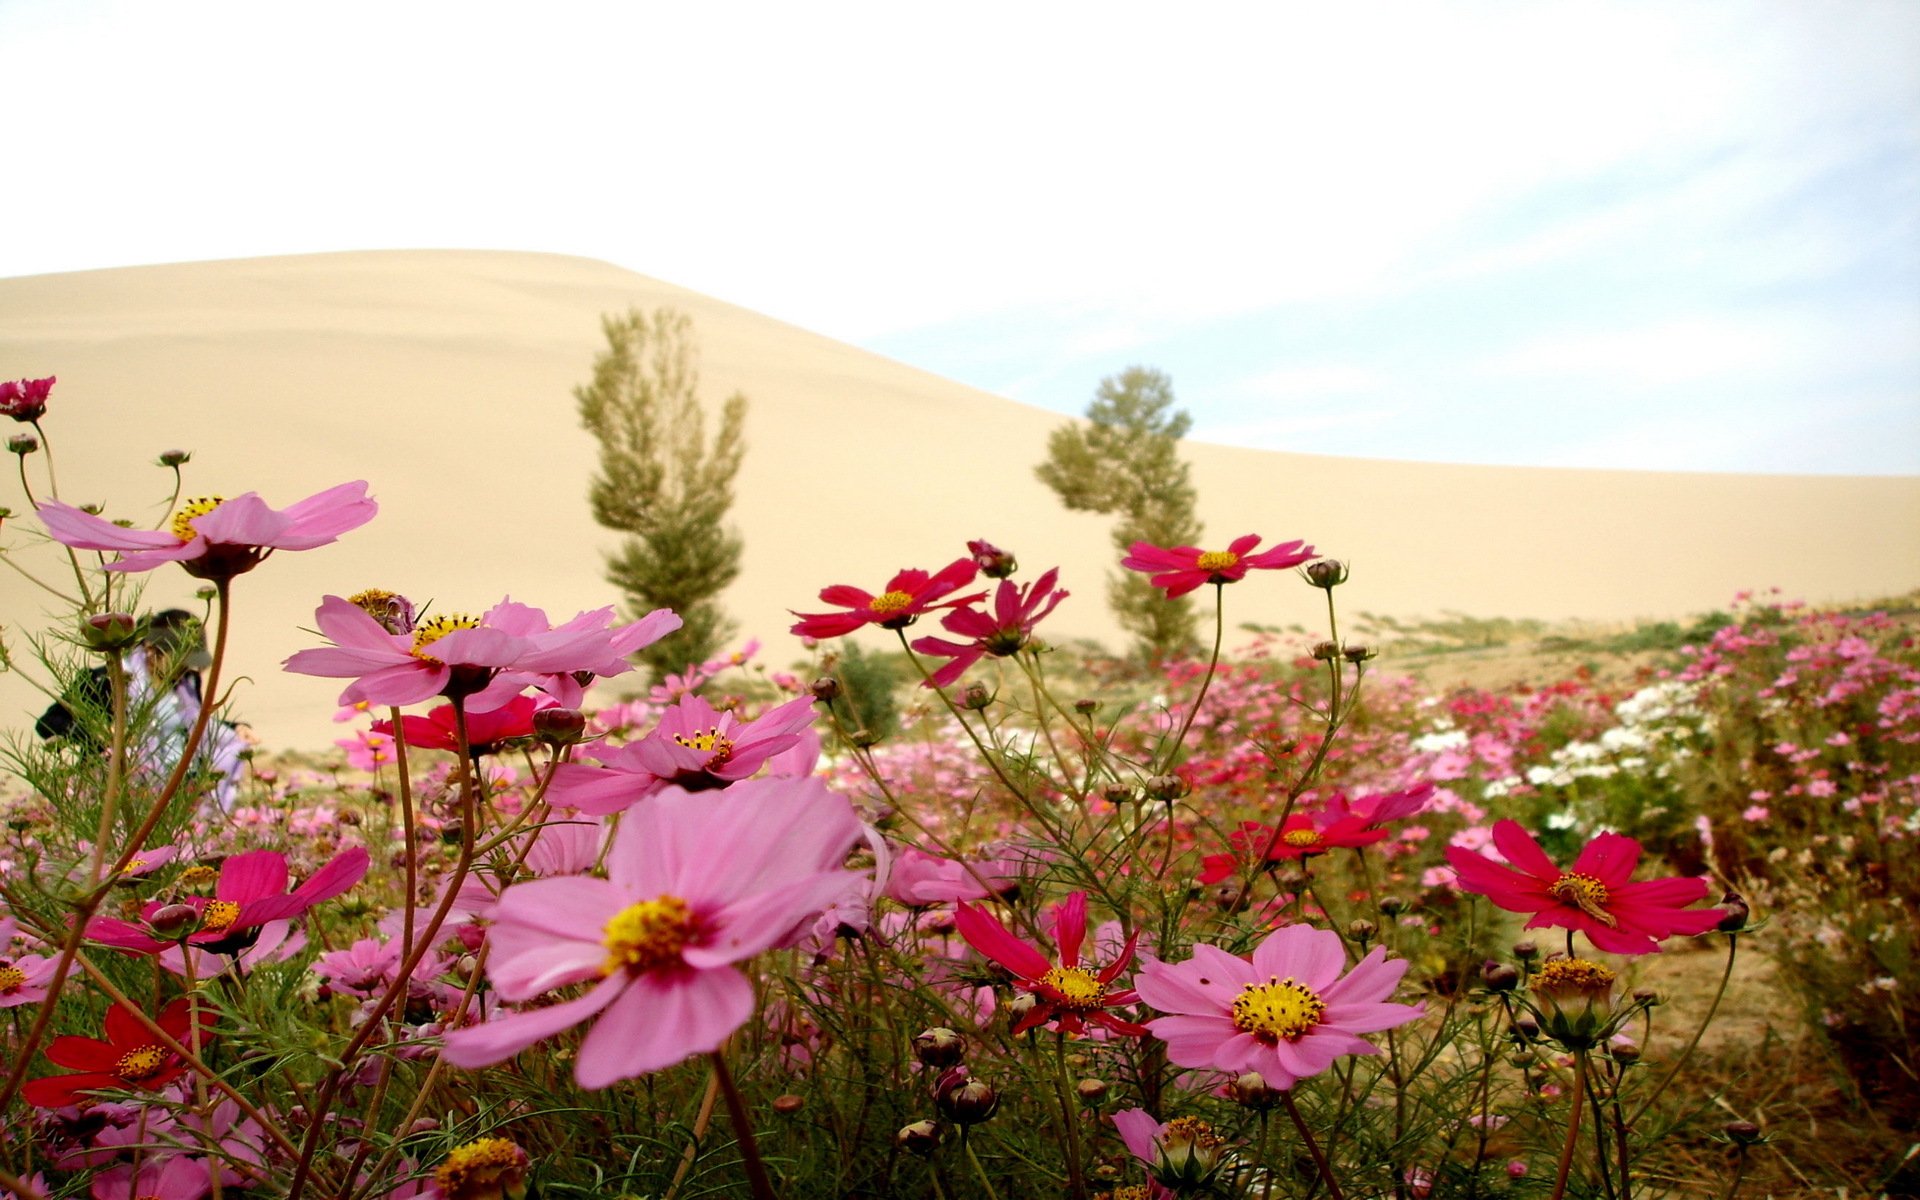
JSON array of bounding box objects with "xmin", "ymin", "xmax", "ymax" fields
[
  {"xmin": 1035, "ymin": 366, "xmax": 1203, "ymax": 660},
  {"xmin": 576, "ymin": 308, "xmax": 747, "ymax": 680}
]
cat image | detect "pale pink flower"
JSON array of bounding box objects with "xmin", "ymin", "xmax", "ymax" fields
[
  {"xmin": 1135, "ymin": 924, "xmax": 1422, "ymax": 1088},
  {"xmin": 882, "ymin": 848, "xmax": 1020, "ymax": 906},
  {"xmin": 38, "ymin": 481, "xmax": 375, "ymax": 579},
  {"xmin": 547, "ymin": 694, "xmax": 817, "ymax": 814},
  {"xmin": 441, "ymin": 777, "xmax": 865, "ymax": 1087},
  {"xmin": 463, "ymin": 599, "xmax": 681, "ymax": 709},
  {"xmin": 0, "ymin": 950, "xmax": 57, "ymax": 1007}
]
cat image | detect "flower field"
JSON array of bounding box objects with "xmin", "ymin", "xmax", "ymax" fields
[{"xmin": 2, "ymin": 377, "xmax": 1916, "ymax": 1198}]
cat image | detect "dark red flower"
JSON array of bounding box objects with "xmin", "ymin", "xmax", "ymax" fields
[
  {"xmin": 0, "ymin": 376, "xmax": 54, "ymax": 422},
  {"xmin": 790, "ymin": 559, "xmax": 983, "ymax": 639},
  {"xmin": 911, "ymin": 568, "xmax": 1069, "ymax": 687},
  {"xmin": 1445, "ymin": 820, "xmax": 1722, "ymax": 955},
  {"xmin": 23, "ymin": 998, "xmax": 213, "ymax": 1108},
  {"xmin": 956, "ymin": 892, "xmax": 1146, "ymax": 1037},
  {"xmin": 373, "ymin": 694, "xmax": 550, "ymax": 756}
]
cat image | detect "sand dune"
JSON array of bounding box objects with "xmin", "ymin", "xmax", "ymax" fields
[{"xmin": 3, "ymin": 249, "xmax": 1916, "ymax": 749}]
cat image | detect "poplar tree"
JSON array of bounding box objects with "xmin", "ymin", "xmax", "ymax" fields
[
  {"xmin": 1035, "ymin": 366, "xmax": 1203, "ymax": 660},
  {"xmin": 576, "ymin": 308, "xmax": 747, "ymax": 679}
]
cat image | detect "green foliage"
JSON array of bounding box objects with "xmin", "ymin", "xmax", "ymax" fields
[
  {"xmin": 1035, "ymin": 366, "xmax": 1202, "ymax": 660},
  {"xmin": 821, "ymin": 642, "xmax": 904, "ymax": 746},
  {"xmin": 576, "ymin": 308, "xmax": 747, "ymax": 679}
]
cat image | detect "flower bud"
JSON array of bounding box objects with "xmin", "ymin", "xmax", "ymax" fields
[
  {"xmin": 81, "ymin": 612, "xmax": 140, "ymax": 651},
  {"xmin": 1102, "ymin": 784, "xmax": 1136, "ymax": 806},
  {"xmin": 1716, "ymin": 891, "xmax": 1750, "ymax": 933},
  {"xmin": 148, "ymin": 903, "xmax": 199, "ymax": 937},
  {"xmin": 1347, "ymin": 919, "xmax": 1377, "ymax": 943},
  {"xmin": 935, "ymin": 1072, "xmax": 999, "ymax": 1125},
  {"xmin": 1632, "ymin": 987, "xmax": 1659, "ymax": 1006},
  {"xmin": 1343, "ymin": 643, "xmax": 1378, "ymax": 663},
  {"xmin": 1004, "ymin": 993, "xmax": 1037, "ymax": 1024},
  {"xmin": 1226, "ymin": 1071, "xmax": 1279, "ymax": 1110},
  {"xmin": 157, "ymin": 449, "xmax": 192, "ymax": 468},
  {"xmin": 7, "ymin": 433, "xmax": 37, "ymax": 456},
  {"xmin": 1528, "ymin": 958, "xmax": 1617, "ymax": 1050},
  {"xmin": 848, "ymin": 728, "xmax": 880, "ymax": 749},
  {"xmin": 896, "ymin": 1120, "xmax": 941, "ymax": 1156},
  {"xmin": 1074, "ymin": 698, "xmax": 1099, "ymax": 714},
  {"xmin": 772, "ymin": 1094, "xmax": 805, "ymax": 1115},
  {"xmin": 960, "ymin": 682, "xmax": 992, "ymax": 710},
  {"xmin": 1302, "ymin": 559, "xmax": 1349, "ymax": 589},
  {"xmin": 1511, "ymin": 939, "xmax": 1539, "ymax": 962},
  {"xmin": 1511, "ymin": 1014, "xmax": 1541, "ymax": 1041},
  {"xmin": 1145, "ymin": 774, "xmax": 1189, "ymax": 803},
  {"xmin": 1146, "ymin": 1116, "xmax": 1229, "ymax": 1191},
  {"xmin": 808, "ymin": 677, "xmax": 841, "ymax": 703},
  {"xmin": 1311, "ymin": 640, "xmax": 1340, "ymax": 661},
  {"xmin": 1609, "ymin": 1038, "xmax": 1641, "ymax": 1064},
  {"xmin": 1722, "ymin": 1120, "xmax": 1765, "ymax": 1146},
  {"xmin": 532, "ymin": 707, "xmax": 588, "ymax": 746},
  {"xmin": 967, "ymin": 539, "xmax": 1018, "ymax": 579},
  {"xmin": 912, "ymin": 1027, "xmax": 967, "ymax": 1069},
  {"xmin": 1379, "ymin": 896, "xmax": 1408, "ymax": 916},
  {"xmin": 1480, "ymin": 961, "xmax": 1521, "ymax": 992},
  {"xmin": 1074, "ymin": 1077, "xmax": 1109, "ymax": 1107}
]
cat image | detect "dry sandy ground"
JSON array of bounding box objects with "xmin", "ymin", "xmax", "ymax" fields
[{"xmin": 2, "ymin": 250, "xmax": 1916, "ymax": 749}]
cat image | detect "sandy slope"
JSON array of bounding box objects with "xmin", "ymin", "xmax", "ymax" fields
[{"xmin": 3, "ymin": 249, "xmax": 1916, "ymax": 750}]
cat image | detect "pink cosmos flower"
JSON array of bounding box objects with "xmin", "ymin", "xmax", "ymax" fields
[
  {"xmin": 1328, "ymin": 782, "xmax": 1436, "ymax": 827},
  {"xmin": 0, "ymin": 950, "xmax": 57, "ymax": 1007},
  {"xmin": 336, "ymin": 728, "xmax": 397, "ymax": 771},
  {"xmin": 441, "ymin": 776, "xmax": 865, "ymax": 1087},
  {"xmin": 955, "ymin": 892, "xmax": 1146, "ymax": 1037},
  {"xmin": 284, "ymin": 596, "xmax": 542, "ymax": 708},
  {"xmin": 790, "ymin": 559, "xmax": 984, "ymax": 638},
  {"xmin": 0, "ymin": 375, "xmax": 54, "ymax": 422},
  {"xmin": 547, "ymin": 693, "xmax": 817, "ymax": 814},
  {"xmin": 37, "ymin": 481, "xmax": 376, "ymax": 579},
  {"xmin": 882, "ymin": 848, "xmax": 1021, "ymax": 906},
  {"xmin": 90, "ymin": 1154, "xmax": 213, "ymax": 1200},
  {"xmin": 463, "ymin": 600, "xmax": 681, "ymax": 710},
  {"xmin": 1121, "ymin": 534, "xmax": 1317, "ymax": 598},
  {"xmin": 1112, "ymin": 1108, "xmax": 1230, "ymax": 1199},
  {"xmin": 87, "ymin": 846, "xmax": 369, "ymax": 956},
  {"xmin": 1134, "ymin": 923, "xmax": 1422, "ymax": 1088},
  {"xmin": 910, "ymin": 568, "xmax": 1070, "ymax": 687},
  {"xmin": 1444, "ymin": 820, "xmax": 1722, "ymax": 955}
]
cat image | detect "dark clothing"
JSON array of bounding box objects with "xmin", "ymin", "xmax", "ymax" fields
[{"xmin": 36, "ymin": 666, "xmax": 204, "ymax": 747}]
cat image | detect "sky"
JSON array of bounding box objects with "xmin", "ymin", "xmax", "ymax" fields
[{"xmin": 4, "ymin": 0, "xmax": 1916, "ymax": 474}]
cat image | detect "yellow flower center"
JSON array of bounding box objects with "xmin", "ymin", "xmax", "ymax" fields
[
  {"xmin": 121, "ymin": 859, "xmax": 146, "ymax": 875},
  {"xmin": 178, "ymin": 864, "xmax": 219, "ymax": 889},
  {"xmin": 1039, "ymin": 965, "xmax": 1107, "ymax": 1011},
  {"xmin": 672, "ymin": 727, "xmax": 736, "ymax": 763},
  {"xmin": 1282, "ymin": 828, "xmax": 1323, "ymax": 849},
  {"xmin": 168, "ymin": 496, "xmax": 225, "ymax": 542},
  {"xmin": 1096, "ymin": 1190, "xmax": 1152, "ymax": 1200},
  {"xmin": 411, "ymin": 614, "xmax": 482, "ymax": 664},
  {"xmin": 1548, "ymin": 872, "xmax": 1618, "ymax": 927},
  {"xmin": 1532, "ymin": 957, "xmax": 1617, "ymax": 996},
  {"xmin": 0, "ymin": 964, "xmax": 25, "ymax": 992},
  {"xmin": 602, "ymin": 895, "xmax": 694, "ymax": 976},
  {"xmin": 199, "ymin": 900, "xmax": 241, "ymax": 933},
  {"xmin": 114, "ymin": 1044, "xmax": 169, "ymax": 1082},
  {"xmin": 1231, "ymin": 976, "xmax": 1328, "ymax": 1043},
  {"xmin": 1195, "ymin": 550, "xmax": 1239, "ymax": 572},
  {"xmin": 869, "ymin": 590, "xmax": 915, "ymax": 616},
  {"xmin": 433, "ymin": 1136, "xmax": 527, "ymax": 1200},
  {"xmin": 1160, "ymin": 1114, "xmax": 1224, "ymax": 1151}
]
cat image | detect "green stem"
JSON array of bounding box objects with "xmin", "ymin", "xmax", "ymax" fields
[
  {"xmin": 711, "ymin": 1050, "xmax": 777, "ymax": 1200},
  {"xmin": 961, "ymin": 1131, "xmax": 1003, "ymax": 1200},
  {"xmin": 1157, "ymin": 582, "xmax": 1226, "ymax": 774},
  {"xmin": 1281, "ymin": 1090, "xmax": 1346, "ymax": 1200},
  {"xmin": 1549, "ymin": 1052, "xmax": 1590, "ymax": 1200}
]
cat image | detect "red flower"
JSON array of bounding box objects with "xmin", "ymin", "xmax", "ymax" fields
[
  {"xmin": 22, "ymin": 998, "xmax": 213, "ymax": 1108},
  {"xmin": 910, "ymin": 568, "xmax": 1070, "ymax": 687},
  {"xmin": 1121, "ymin": 534, "xmax": 1317, "ymax": 599},
  {"xmin": 373, "ymin": 694, "xmax": 550, "ymax": 756},
  {"xmin": 1198, "ymin": 813, "xmax": 1387, "ymax": 884},
  {"xmin": 956, "ymin": 892, "xmax": 1146, "ymax": 1037},
  {"xmin": 790, "ymin": 559, "xmax": 984, "ymax": 639},
  {"xmin": 1445, "ymin": 820, "xmax": 1722, "ymax": 955},
  {"xmin": 87, "ymin": 847, "xmax": 369, "ymax": 956},
  {"xmin": 0, "ymin": 376, "xmax": 54, "ymax": 422}
]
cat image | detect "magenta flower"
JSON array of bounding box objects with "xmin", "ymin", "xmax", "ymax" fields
[
  {"xmin": 790, "ymin": 559, "xmax": 984, "ymax": 639},
  {"xmin": 463, "ymin": 599, "xmax": 682, "ymax": 710},
  {"xmin": 374, "ymin": 695, "xmax": 551, "ymax": 757},
  {"xmin": 1135, "ymin": 923, "xmax": 1422, "ymax": 1088},
  {"xmin": 442, "ymin": 777, "xmax": 865, "ymax": 1087},
  {"xmin": 882, "ymin": 848, "xmax": 1021, "ymax": 906},
  {"xmin": 1112, "ymin": 1108, "xmax": 1229, "ymax": 1198},
  {"xmin": 0, "ymin": 950, "xmax": 56, "ymax": 1007},
  {"xmin": 37, "ymin": 481, "xmax": 376, "ymax": 579},
  {"xmin": 87, "ymin": 846, "xmax": 369, "ymax": 956},
  {"xmin": 284, "ymin": 596, "xmax": 540, "ymax": 708},
  {"xmin": 90, "ymin": 1155, "xmax": 213, "ymax": 1200},
  {"xmin": 1444, "ymin": 820, "xmax": 1722, "ymax": 955},
  {"xmin": 548, "ymin": 693, "xmax": 817, "ymax": 814},
  {"xmin": 1121, "ymin": 534, "xmax": 1317, "ymax": 599},
  {"xmin": 956, "ymin": 892, "xmax": 1146, "ymax": 1037},
  {"xmin": 910, "ymin": 568, "xmax": 1070, "ymax": 687},
  {"xmin": 0, "ymin": 375, "xmax": 54, "ymax": 422}
]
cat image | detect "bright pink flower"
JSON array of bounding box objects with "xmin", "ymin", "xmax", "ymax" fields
[
  {"xmin": 882, "ymin": 848, "xmax": 1020, "ymax": 906},
  {"xmin": 374, "ymin": 695, "xmax": 551, "ymax": 756},
  {"xmin": 1444, "ymin": 820, "xmax": 1722, "ymax": 955},
  {"xmin": 336, "ymin": 728, "xmax": 397, "ymax": 771},
  {"xmin": 441, "ymin": 777, "xmax": 865, "ymax": 1087},
  {"xmin": 23, "ymin": 998, "xmax": 215, "ymax": 1108},
  {"xmin": 1112, "ymin": 1108, "xmax": 1227, "ymax": 1199},
  {"xmin": 910, "ymin": 568, "xmax": 1070, "ymax": 687},
  {"xmin": 0, "ymin": 950, "xmax": 57, "ymax": 1007},
  {"xmin": 87, "ymin": 846, "xmax": 369, "ymax": 956},
  {"xmin": 464, "ymin": 600, "xmax": 681, "ymax": 709},
  {"xmin": 1198, "ymin": 812, "xmax": 1388, "ymax": 884},
  {"xmin": 90, "ymin": 1154, "xmax": 213, "ymax": 1200},
  {"xmin": 955, "ymin": 892, "xmax": 1146, "ymax": 1037},
  {"xmin": 1329, "ymin": 782, "xmax": 1436, "ymax": 827},
  {"xmin": 790, "ymin": 559, "xmax": 984, "ymax": 639},
  {"xmin": 1135, "ymin": 923, "xmax": 1422, "ymax": 1088},
  {"xmin": 0, "ymin": 375, "xmax": 54, "ymax": 422},
  {"xmin": 284, "ymin": 596, "xmax": 541, "ymax": 708},
  {"xmin": 548, "ymin": 693, "xmax": 816, "ymax": 814},
  {"xmin": 37, "ymin": 481, "xmax": 375, "ymax": 579},
  {"xmin": 1121, "ymin": 534, "xmax": 1317, "ymax": 599}
]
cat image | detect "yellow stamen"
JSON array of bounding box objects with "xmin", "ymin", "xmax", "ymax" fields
[
  {"xmin": 1548, "ymin": 872, "xmax": 1618, "ymax": 928},
  {"xmin": 1231, "ymin": 976, "xmax": 1327, "ymax": 1043},
  {"xmin": 168, "ymin": 496, "xmax": 224, "ymax": 542},
  {"xmin": 0, "ymin": 964, "xmax": 25, "ymax": 992},
  {"xmin": 868, "ymin": 590, "xmax": 914, "ymax": 616},
  {"xmin": 1532, "ymin": 957, "xmax": 1616, "ymax": 995},
  {"xmin": 411, "ymin": 613, "xmax": 482, "ymax": 664},
  {"xmin": 178, "ymin": 864, "xmax": 218, "ymax": 889},
  {"xmin": 198, "ymin": 900, "xmax": 241, "ymax": 933},
  {"xmin": 602, "ymin": 895, "xmax": 694, "ymax": 976},
  {"xmin": 433, "ymin": 1136, "xmax": 528, "ymax": 1200},
  {"xmin": 113, "ymin": 1045, "xmax": 168, "ymax": 1082},
  {"xmin": 1039, "ymin": 965, "xmax": 1107, "ymax": 1011},
  {"xmin": 1195, "ymin": 550, "xmax": 1239, "ymax": 572},
  {"xmin": 1281, "ymin": 828, "xmax": 1323, "ymax": 849},
  {"xmin": 672, "ymin": 727, "xmax": 736, "ymax": 762}
]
